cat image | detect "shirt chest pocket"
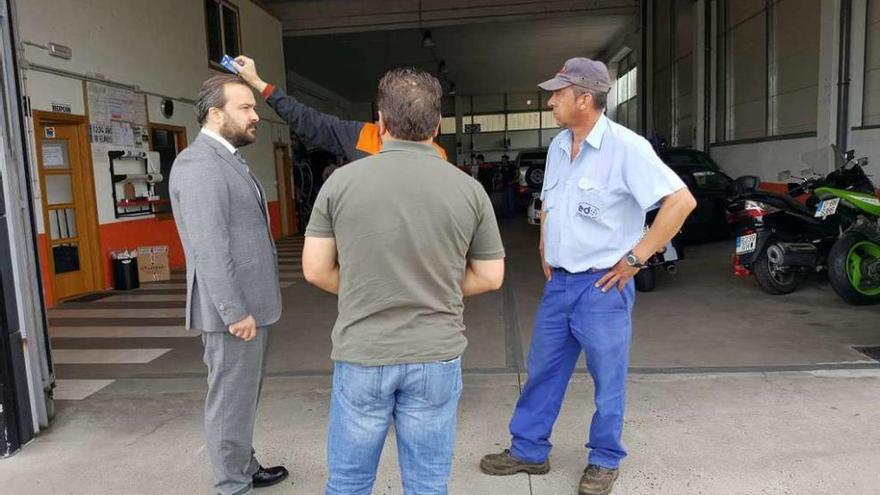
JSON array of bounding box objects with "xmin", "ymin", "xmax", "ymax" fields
[
  {"xmin": 542, "ymin": 174, "xmax": 561, "ymax": 211},
  {"xmin": 575, "ymin": 177, "xmax": 610, "ymax": 220}
]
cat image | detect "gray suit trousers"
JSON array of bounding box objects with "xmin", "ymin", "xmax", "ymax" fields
[{"xmin": 202, "ymin": 328, "xmax": 270, "ymax": 495}]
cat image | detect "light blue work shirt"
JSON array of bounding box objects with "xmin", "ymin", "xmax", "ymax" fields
[{"xmin": 541, "ymin": 115, "xmax": 686, "ymax": 272}]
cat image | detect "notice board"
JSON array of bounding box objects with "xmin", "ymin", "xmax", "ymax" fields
[{"xmin": 86, "ymin": 81, "xmax": 149, "ymax": 154}]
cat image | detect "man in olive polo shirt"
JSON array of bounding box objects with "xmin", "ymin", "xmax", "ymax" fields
[{"xmin": 302, "ymin": 67, "xmax": 506, "ymax": 495}]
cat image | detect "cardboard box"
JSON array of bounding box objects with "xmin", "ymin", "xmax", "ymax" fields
[{"xmin": 137, "ymin": 245, "xmax": 170, "ymax": 282}]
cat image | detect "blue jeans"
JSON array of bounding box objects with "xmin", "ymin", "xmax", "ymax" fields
[
  {"xmin": 325, "ymin": 357, "xmax": 463, "ymax": 495},
  {"xmin": 509, "ymin": 268, "xmax": 634, "ymax": 469}
]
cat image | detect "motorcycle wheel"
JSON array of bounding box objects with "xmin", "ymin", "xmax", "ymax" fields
[
  {"xmin": 828, "ymin": 231, "xmax": 880, "ymax": 305},
  {"xmin": 634, "ymin": 266, "xmax": 656, "ymax": 292},
  {"xmin": 753, "ymin": 248, "xmax": 804, "ymax": 295}
]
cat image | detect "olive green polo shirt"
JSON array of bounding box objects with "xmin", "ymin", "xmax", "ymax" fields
[{"xmin": 306, "ymin": 139, "xmax": 505, "ymax": 365}]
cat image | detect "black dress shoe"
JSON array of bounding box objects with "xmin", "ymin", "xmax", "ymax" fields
[{"xmin": 252, "ymin": 465, "xmax": 289, "ymax": 488}]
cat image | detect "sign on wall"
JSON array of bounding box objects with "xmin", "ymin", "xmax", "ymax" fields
[
  {"xmin": 51, "ymin": 102, "xmax": 71, "ymax": 114},
  {"xmin": 464, "ymin": 123, "xmax": 482, "ymax": 134},
  {"xmin": 85, "ymin": 81, "xmax": 148, "ymax": 150},
  {"xmin": 85, "ymin": 81, "xmax": 153, "ymax": 223}
]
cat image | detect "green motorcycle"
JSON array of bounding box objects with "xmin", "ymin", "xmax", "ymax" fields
[{"xmin": 814, "ymin": 151, "xmax": 880, "ymax": 305}]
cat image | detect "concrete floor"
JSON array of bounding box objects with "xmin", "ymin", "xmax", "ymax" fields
[{"xmin": 3, "ymin": 219, "xmax": 880, "ymax": 494}]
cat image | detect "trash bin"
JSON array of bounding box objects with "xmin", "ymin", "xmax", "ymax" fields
[{"xmin": 112, "ymin": 257, "xmax": 139, "ymax": 290}]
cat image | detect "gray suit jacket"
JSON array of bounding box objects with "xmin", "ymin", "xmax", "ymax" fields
[{"xmin": 169, "ymin": 133, "xmax": 282, "ymax": 332}]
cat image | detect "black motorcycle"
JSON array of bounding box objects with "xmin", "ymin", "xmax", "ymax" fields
[
  {"xmin": 634, "ymin": 209, "xmax": 684, "ymax": 292},
  {"xmin": 725, "ymin": 150, "xmax": 875, "ymax": 295}
]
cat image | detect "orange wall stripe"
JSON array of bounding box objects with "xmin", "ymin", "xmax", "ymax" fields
[
  {"xmin": 267, "ymin": 201, "xmax": 282, "ymax": 240},
  {"xmin": 36, "ymin": 234, "xmax": 55, "ymax": 308}
]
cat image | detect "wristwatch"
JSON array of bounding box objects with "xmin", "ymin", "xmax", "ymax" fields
[{"xmin": 624, "ymin": 250, "xmax": 646, "ymax": 269}]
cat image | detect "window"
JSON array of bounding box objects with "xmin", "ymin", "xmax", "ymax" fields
[
  {"xmin": 469, "ymin": 113, "xmax": 506, "ymax": 132},
  {"xmin": 439, "ymin": 116, "xmax": 457, "ymax": 135},
  {"xmin": 614, "ymin": 52, "xmax": 638, "ymax": 131},
  {"xmin": 541, "ymin": 111, "xmax": 559, "ymax": 129},
  {"xmin": 715, "ymin": 0, "xmax": 819, "ymax": 141},
  {"xmin": 768, "ymin": 0, "xmax": 819, "ymax": 135},
  {"xmin": 864, "ymin": 0, "xmax": 880, "ymax": 125},
  {"xmin": 435, "ymin": 100, "xmax": 557, "ymax": 138},
  {"xmin": 722, "ymin": 0, "xmax": 768, "ymax": 141},
  {"xmin": 507, "ymin": 112, "xmax": 541, "ymax": 130},
  {"xmin": 672, "ymin": 0, "xmax": 694, "ymax": 146},
  {"xmin": 653, "ymin": 0, "xmax": 674, "ymax": 141},
  {"xmin": 652, "ymin": 0, "xmax": 692, "ymax": 144},
  {"xmin": 205, "ymin": 0, "xmax": 241, "ymax": 68}
]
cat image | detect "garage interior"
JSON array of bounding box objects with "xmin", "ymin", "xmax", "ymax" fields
[{"xmin": 2, "ymin": 0, "xmax": 880, "ymax": 494}]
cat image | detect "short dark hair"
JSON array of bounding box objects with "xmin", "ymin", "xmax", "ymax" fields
[
  {"xmin": 195, "ymin": 74, "xmax": 248, "ymax": 125},
  {"xmin": 376, "ymin": 68, "xmax": 442, "ymax": 141}
]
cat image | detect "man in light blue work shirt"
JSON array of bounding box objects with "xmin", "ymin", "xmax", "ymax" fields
[{"xmin": 480, "ymin": 58, "xmax": 696, "ymax": 495}]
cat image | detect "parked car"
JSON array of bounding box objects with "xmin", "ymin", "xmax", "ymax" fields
[
  {"xmin": 659, "ymin": 147, "xmax": 723, "ymax": 172},
  {"xmin": 659, "ymin": 148, "xmax": 734, "ymax": 243},
  {"xmin": 635, "ymin": 209, "xmax": 685, "ymax": 292},
  {"xmin": 515, "ymin": 148, "xmax": 548, "ymax": 209},
  {"xmin": 517, "ymin": 146, "xmax": 733, "ymax": 244}
]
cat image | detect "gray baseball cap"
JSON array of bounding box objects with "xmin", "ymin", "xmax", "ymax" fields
[{"xmin": 538, "ymin": 57, "xmax": 612, "ymax": 93}]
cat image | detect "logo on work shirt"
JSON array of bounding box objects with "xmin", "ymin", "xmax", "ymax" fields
[{"xmin": 576, "ymin": 202, "xmax": 601, "ymax": 219}]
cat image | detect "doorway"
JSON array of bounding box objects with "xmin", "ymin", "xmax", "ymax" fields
[
  {"xmin": 33, "ymin": 112, "xmax": 101, "ymax": 303},
  {"xmin": 149, "ymin": 123, "xmax": 188, "ymax": 217},
  {"xmin": 274, "ymin": 143, "xmax": 296, "ymax": 237}
]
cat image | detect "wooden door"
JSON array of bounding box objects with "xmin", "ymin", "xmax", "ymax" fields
[{"xmin": 35, "ymin": 117, "xmax": 100, "ymax": 302}]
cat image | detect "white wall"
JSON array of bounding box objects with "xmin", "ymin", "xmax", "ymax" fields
[
  {"xmin": 709, "ymin": 136, "xmax": 826, "ymax": 180},
  {"xmin": 698, "ymin": 0, "xmax": 848, "ymax": 181},
  {"xmin": 849, "ymin": 129, "xmax": 880, "ymax": 178},
  {"xmin": 713, "ymin": 130, "xmax": 880, "ymax": 182},
  {"xmin": 17, "ymin": 0, "xmax": 290, "ymax": 229}
]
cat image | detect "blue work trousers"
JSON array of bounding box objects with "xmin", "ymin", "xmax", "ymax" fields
[{"xmin": 510, "ymin": 268, "xmax": 634, "ymax": 469}]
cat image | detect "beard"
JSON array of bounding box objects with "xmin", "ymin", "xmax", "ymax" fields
[{"xmin": 220, "ymin": 120, "xmax": 258, "ymax": 148}]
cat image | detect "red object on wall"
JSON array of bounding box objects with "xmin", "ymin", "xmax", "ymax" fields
[
  {"xmin": 267, "ymin": 201, "xmax": 282, "ymax": 240},
  {"xmin": 36, "ymin": 234, "xmax": 55, "ymax": 308},
  {"xmin": 98, "ymin": 217, "xmax": 185, "ymax": 290},
  {"xmin": 38, "ymin": 201, "xmax": 284, "ymax": 307}
]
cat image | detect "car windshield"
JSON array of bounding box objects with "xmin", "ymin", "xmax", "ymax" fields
[
  {"xmin": 689, "ymin": 169, "xmax": 732, "ymax": 190},
  {"xmin": 662, "ymin": 150, "xmax": 720, "ymax": 170}
]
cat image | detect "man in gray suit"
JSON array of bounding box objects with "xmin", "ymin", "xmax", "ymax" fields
[{"xmin": 170, "ymin": 74, "xmax": 288, "ymax": 494}]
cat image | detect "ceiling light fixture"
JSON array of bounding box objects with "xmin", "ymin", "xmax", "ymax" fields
[{"xmin": 422, "ymin": 30, "xmax": 436, "ymax": 49}]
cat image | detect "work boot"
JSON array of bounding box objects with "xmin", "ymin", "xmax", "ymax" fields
[
  {"xmin": 578, "ymin": 464, "xmax": 619, "ymax": 495},
  {"xmin": 479, "ymin": 449, "xmax": 550, "ymax": 475}
]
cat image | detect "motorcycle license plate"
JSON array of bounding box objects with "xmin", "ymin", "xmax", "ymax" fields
[
  {"xmin": 736, "ymin": 234, "xmax": 757, "ymax": 255},
  {"xmin": 815, "ymin": 198, "xmax": 840, "ymax": 218},
  {"xmin": 661, "ymin": 241, "xmax": 679, "ymax": 262}
]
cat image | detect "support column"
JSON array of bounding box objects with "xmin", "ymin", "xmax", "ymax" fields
[
  {"xmin": 817, "ymin": 0, "xmax": 842, "ymax": 171},
  {"xmin": 694, "ymin": 0, "xmax": 708, "ymax": 150},
  {"xmin": 848, "ymin": 0, "xmax": 867, "ymax": 129},
  {"xmin": 643, "ymin": 0, "xmax": 654, "ymax": 137},
  {"xmin": 454, "ymin": 95, "xmax": 465, "ymax": 166}
]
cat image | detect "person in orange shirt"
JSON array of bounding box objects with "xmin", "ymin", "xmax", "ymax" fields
[{"xmin": 233, "ymin": 56, "xmax": 448, "ymax": 161}]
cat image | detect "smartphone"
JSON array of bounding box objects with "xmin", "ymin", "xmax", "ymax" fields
[{"xmin": 220, "ymin": 54, "xmax": 239, "ymax": 74}]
